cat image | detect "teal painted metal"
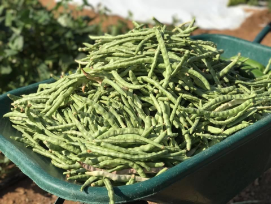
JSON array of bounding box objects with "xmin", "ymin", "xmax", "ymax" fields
[
  {"xmin": 253, "ymin": 23, "xmax": 271, "ymax": 44},
  {"xmin": 192, "ymin": 34, "xmax": 271, "ymax": 66},
  {"xmin": 1, "ymin": 33, "xmax": 271, "ymax": 204}
]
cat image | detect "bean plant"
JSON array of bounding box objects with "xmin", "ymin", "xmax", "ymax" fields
[
  {"xmin": 228, "ymin": 0, "xmax": 270, "ymax": 7},
  {"xmin": 4, "ymin": 18, "xmax": 271, "ymax": 204},
  {"xmin": 0, "ymin": 0, "xmax": 132, "ymax": 179},
  {"xmin": 0, "ymin": 0, "xmax": 130, "ymax": 94}
]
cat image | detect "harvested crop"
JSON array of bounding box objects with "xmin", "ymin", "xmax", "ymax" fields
[{"xmin": 4, "ymin": 18, "xmax": 271, "ymax": 204}]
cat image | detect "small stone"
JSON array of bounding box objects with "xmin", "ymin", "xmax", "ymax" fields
[
  {"xmin": 254, "ymin": 178, "xmax": 259, "ymax": 186},
  {"xmin": 240, "ymin": 192, "xmax": 247, "ymax": 197},
  {"xmin": 17, "ymin": 188, "xmax": 25, "ymax": 195}
]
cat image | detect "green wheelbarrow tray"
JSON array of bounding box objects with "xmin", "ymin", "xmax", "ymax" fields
[{"xmin": 1, "ymin": 25, "xmax": 271, "ymax": 204}]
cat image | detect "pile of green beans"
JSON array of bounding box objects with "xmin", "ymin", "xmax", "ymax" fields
[{"xmin": 4, "ymin": 18, "xmax": 271, "ymax": 204}]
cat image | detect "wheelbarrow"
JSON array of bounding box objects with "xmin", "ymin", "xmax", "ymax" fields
[{"xmin": 1, "ymin": 24, "xmax": 271, "ymax": 204}]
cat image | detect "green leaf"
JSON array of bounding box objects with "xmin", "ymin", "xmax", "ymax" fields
[
  {"xmin": 35, "ymin": 10, "xmax": 51, "ymax": 25},
  {"xmin": 75, "ymin": 53, "xmax": 87, "ymax": 60},
  {"xmin": 59, "ymin": 55, "xmax": 74, "ymax": 71},
  {"xmin": 0, "ymin": 16, "xmax": 5, "ymax": 24},
  {"xmin": 11, "ymin": 27, "xmax": 23, "ymax": 35},
  {"xmin": 57, "ymin": 14, "xmax": 74, "ymax": 28},
  {"xmin": 4, "ymin": 49, "xmax": 18, "ymax": 57},
  {"xmin": 13, "ymin": 36, "xmax": 24, "ymax": 51},
  {"xmin": 37, "ymin": 63, "xmax": 50, "ymax": 81},
  {"xmin": 82, "ymin": 0, "xmax": 94, "ymax": 9},
  {"xmin": 0, "ymin": 0, "xmax": 129, "ymax": 93},
  {"xmin": 5, "ymin": 10, "xmax": 14, "ymax": 27},
  {"xmin": 0, "ymin": 5, "xmax": 5, "ymax": 16},
  {"xmin": 8, "ymin": 35, "xmax": 24, "ymax": 51},
  {"xmin": 0, "ymin": 65, "xmax": 12, "ymax": 75}
]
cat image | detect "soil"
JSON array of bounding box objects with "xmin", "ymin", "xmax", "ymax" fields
[
  {"xmin": 1, "ymin": 2, "xmax": 271, "ymax": 204},
  {"xmin": 193, "ymin": 9, "xmax": 271, "ymax": 47}
]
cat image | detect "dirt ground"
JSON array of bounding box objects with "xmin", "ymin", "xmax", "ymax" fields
[
  {"xmin": 193, "ymin": 8, "xmax": 271, "ymax": 47},
  {"xmin": 1, "ymin": 2, "xmax": 271, "ymax": 204}
]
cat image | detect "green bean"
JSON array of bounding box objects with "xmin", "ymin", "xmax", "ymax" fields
[
  {"xmin": 47, "ymin": 123, "xmax": 76, "ymax": 131},
  {"xmin": 135, "ymin": 33, "xmax": 156, "ymax": 54},
  {"xmin": 112, "ymin": 71, "xmax": 144, "ymax": 89},
  {"xmin": 148, "ymin": 46, "xmax": 160, "ymax": 78},
  {"xmin": 7, "ymin": 18, "xmax": 271, "ymax": 197},
  {"xmin": 134, "ymin": 104, "xmax": 147, "ymax": 122},
  {"xmin": 155, "ymin": 28, "xmax": 172, "ymax": 88},
  {"xmin": 63, "ymin": 130, "xmax": 83, "ymax": 137},
  {"xmin": 223, "ymin": 123, "xmax": 250, "ymax": 135},
  {"xmin": 195, "ymin": 133, "xmax": 227, "ymax": 139},
  {"xmin": 33, "ymin": 148, "xmax": 67, "ymax": 165},
  {"xmin": 263, "ymin": 58, "xmax": 271, "ymax": 74},
  {"xmin": 204, "ymin": 125, "xmax": 223, "ymax": 134},
  {"xmin": 89, "ymin": 29, "xmax": 154, "ymax": 41},
  {"xmin": 238, "ymin": 84, "xmax": 250, "ymax": 94},
  {"xmin": 81, "ymin": 176, "xmax": 98, "ymax": 191},
  {"xmin": 90, "ymin": 57, "xmax": 153, "ymax": 73},
  {"xmin": 79, "ymin": 97, "xmax": 119, "ymax": 128},
  {"xmin": 218, "ymin": 53, "xmax": 241, "ymax": 78},
  {"xmin": 67, "ymin": 174, "xmax": 91, "ymax": 181},
  {"xmin": 109, "ymin": 107, "xmax": 126, "ymax": 128},
  {"xmin": 126, "ymin": 174, "xmax": 136, "ymax": 185},
  {"xmin": 227, "ymin": 108, "xmax": 257, "ymax": 127},
  {"xmin": 64, "ymin": 168, "xmax": 86, "ymax": 175},
  {"xmin": 7, "ymin": 94, "xmax": 22, "ymax": 101},
  {"xmin": 214, "ymin": 99, "xmax": 248, "ymax": 112},
  {"xmin": 141, "ymin": 126, "xmax": 153, "ymax": 138},
  {"xmin": 100, "ymin": 142, "xmax": 146, "ymax": 155},
  {"xmin": 10, "ymin": 136, "xmax": 40, "ymax": 150},
  {"xmin": 210, "ymin": 105, "xmax": 251, "ymax": 126},
  {"xmin": 68, "ymin": 111, "xmax": 91, "ymax": 140},
  {"xmin": 203, "ymin": 94, "xmax": 255, "ymax": 110},
  {"xmin": 44, "ymin": 141, "xmax": 64, "ymax": 151},
  {"xmin": 139, "ymin": 76, "xmax": 177, "ymax": 104},
  {"xmin": 102, "ymin": 77, "xmax": 128, "ymax": 97},
  {"xmin": 185, "ymin": 99, "xmax": 252, "ymax": 118},
  {"xmin": 98, "ymin": 158, "xmax": 146, "ymax": 178},
  {"xmin": 152, "ymin": 17, "xmax": 164, "ymax": 27},
  {"xmin": 159, "ymin": 101, "xmax": 172, "ymax": 136},
  {"xmin": 85, "ymin": 171, "xmax": 149, "ymax": 182},
  {"xmin": 122, "ymin": 103, "xmax": 140, "ymax": 127},
  {"xmin": 97, "ymin": 127, "xmax": 142, "ymax": 138},
  {"xmin": 104, "ymin": 36, "xmax": 147, "ymax": 49},
  {"xmin": 34, "ymin": 134, "xmax": 81, "ymax": 154},
  {"xmin": 12, "ymin": 125, "xmax": 39, "ymax": 145},
  {"xmin": 85, "ymin": 144, "xmax": 168, "ymax": 161},
  {"xmin": 203, "ymin": 58, "xmax": 222, "ymax": 86},
  {"xmin": 155, "ymin": 167, "xmax": 168, "ymax": 176},
  {"xmin": 128, "ymin": 131, "xmax": 167, "ymax": 152},
  {"xmin": 103, "ymin": 178, "xmax": 115, "ymax": 204},
  {"xmin": 171, "ymin": 50, "xmax": 190, "ymax": 78},
  {"xmin": 190, "ymin": 117, "xmax": 200, "ymax": 134},
  {"xmin": 98, "ymin": 134, "xmax": 165, "ymax": 149},
  {"xmin": 45, "ymin": 87, "xmax": 75, "ymax": 117},
  {"xmin": 43, "ymin": 78, "xmax": 77, "ymax": 106},
  {"xmin": 3, "ymin": 112, "xmax": 26, "ymax": 118},
  {"xmin": 51, "ymin": 151, "xmax": 74, "ymax": 164},
  {"xmin": 92, "ymin": 138, "xmax": 145, "ymax": 145},
  {"xmin": 184, "ymin": 133, "xmax": 192, "ymax": 151},
  {"xmin": 91, "ymin": 180, "xmax": 105, "ymax": 187},
  {"xmin": 187, "ymin": 50, "xmax": 223, "ymax": 64}
]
